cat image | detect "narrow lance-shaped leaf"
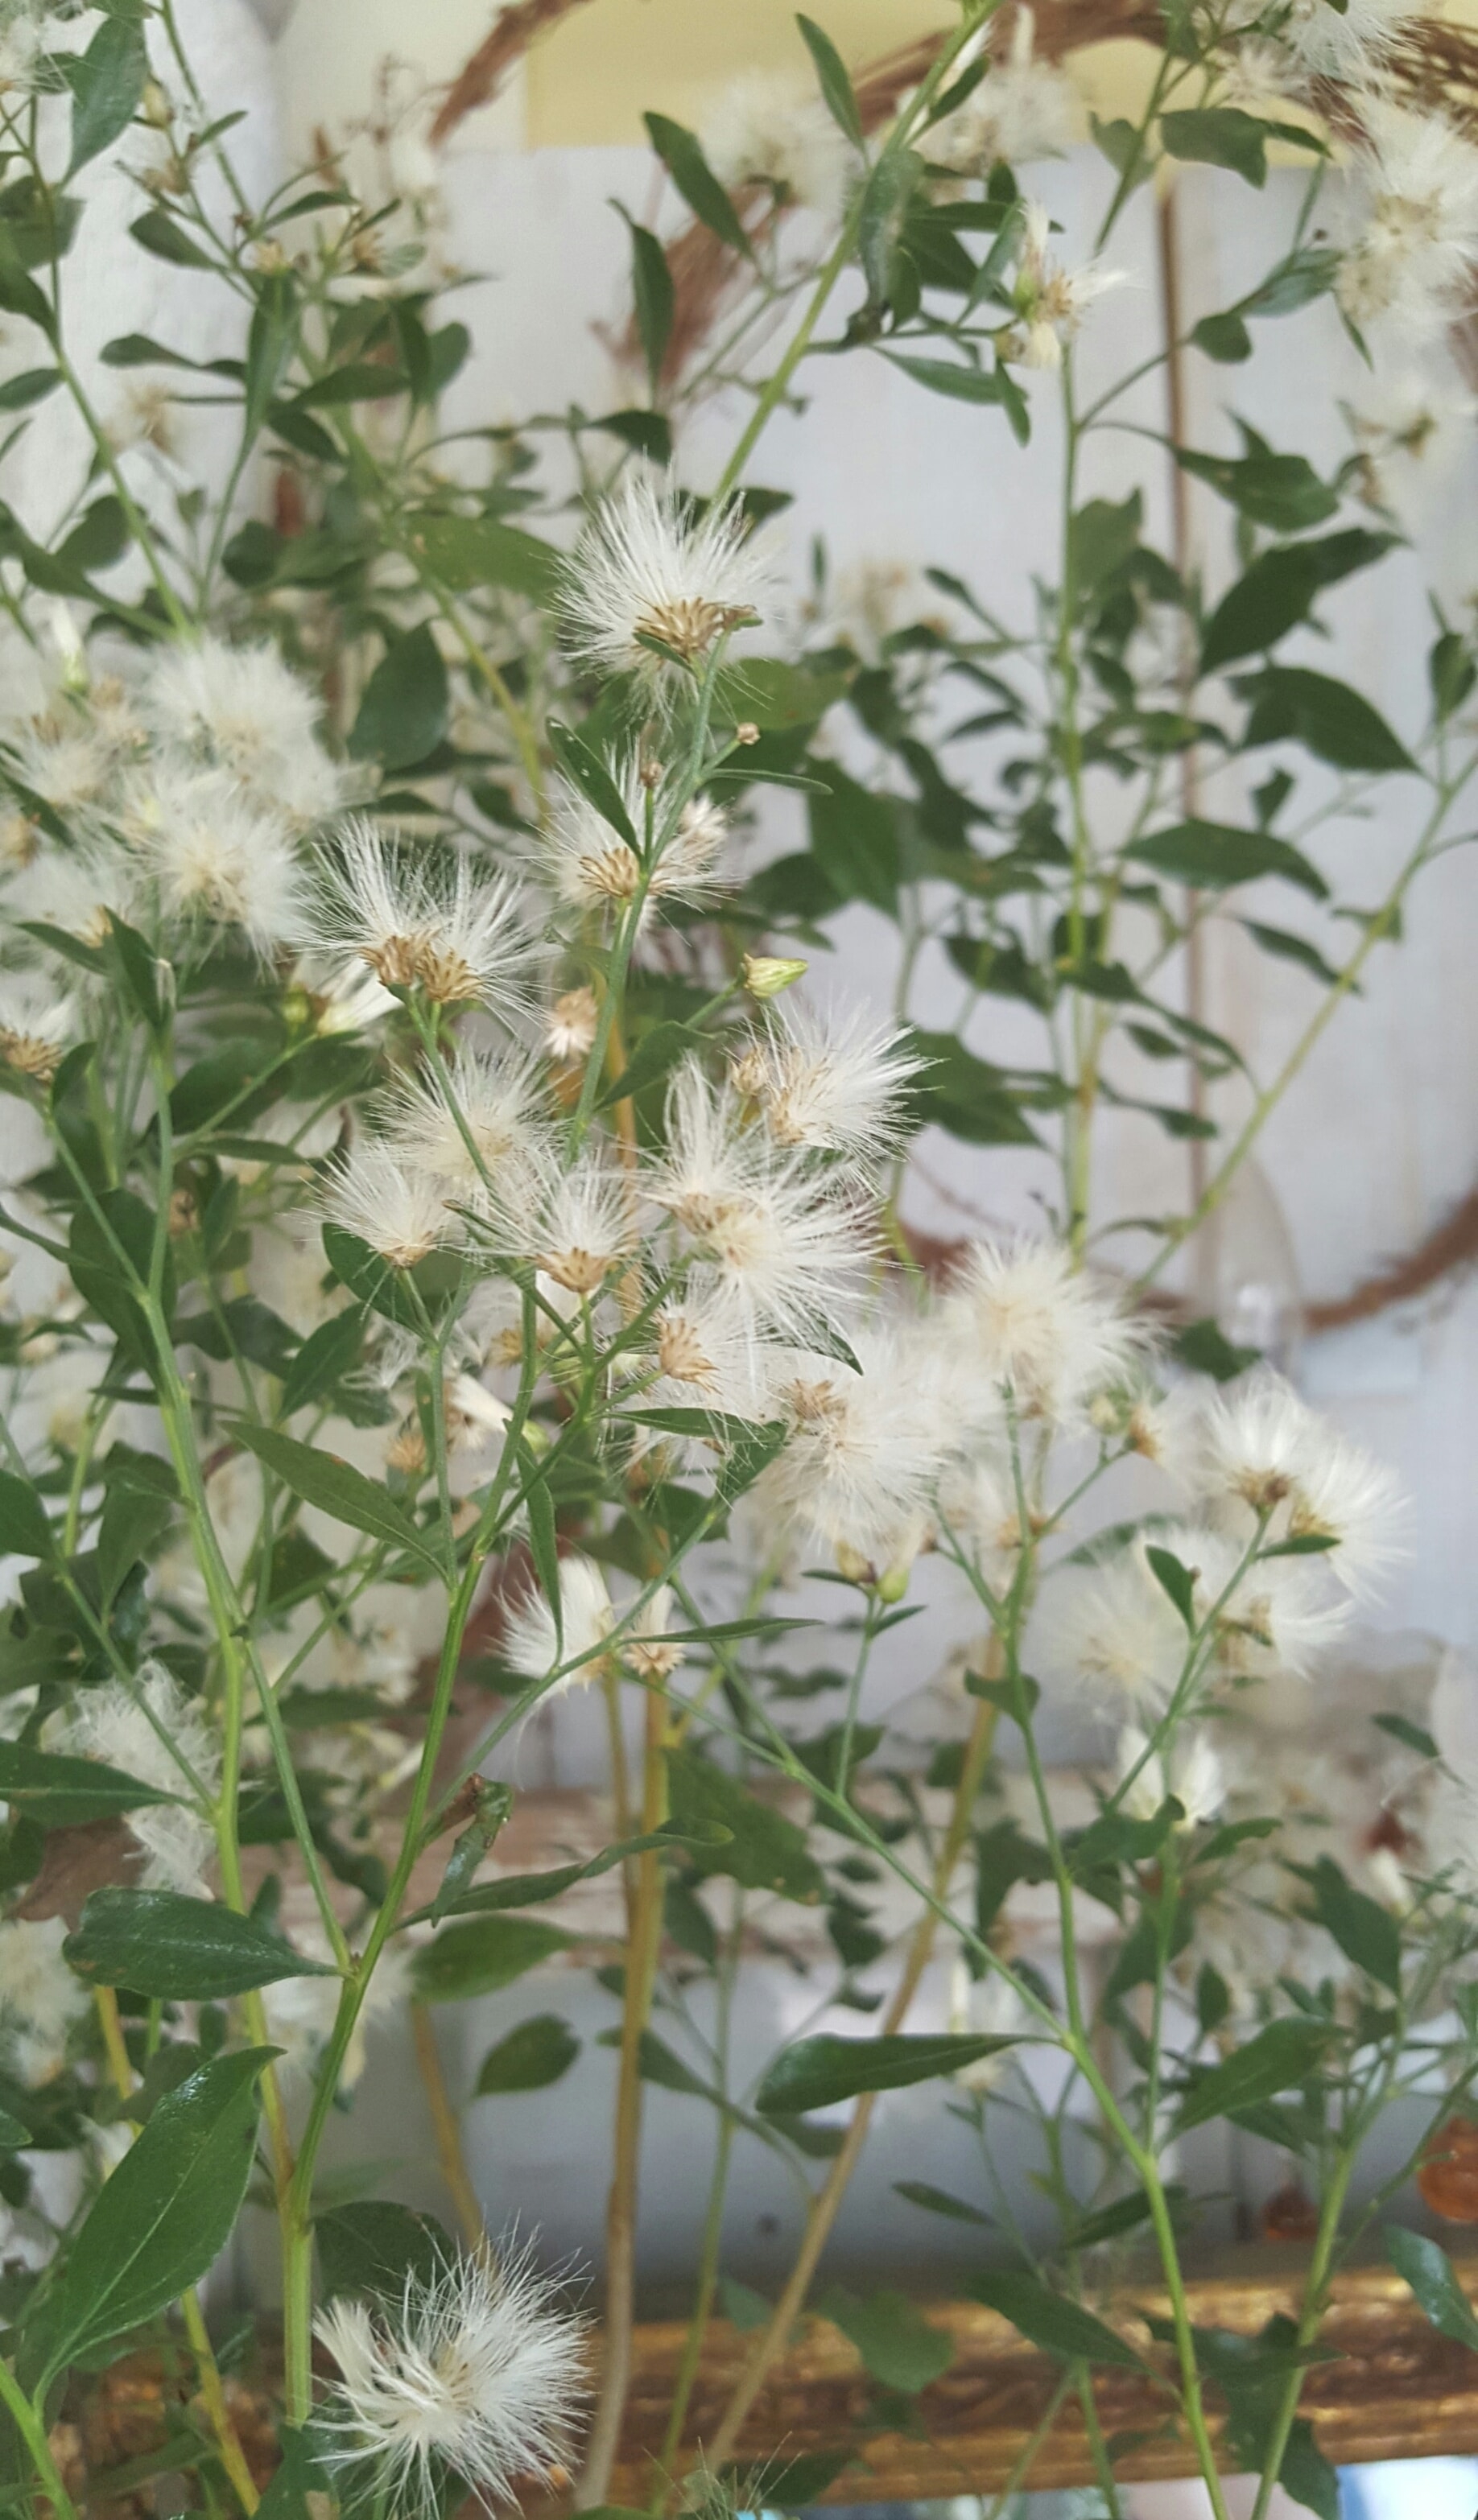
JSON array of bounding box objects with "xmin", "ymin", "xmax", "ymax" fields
[
  {"xmin": 64, "ymin": 1888, "xmax": 337, "ymax": 1999},
  {"xmin": 1175, "ymin": 2017, "xmax": 1331, "ymax": 2134},
  {"xmin": 232, "ymin": 1423, "xmax": 442, "ymax": 1573},
  {"xmin": 797, "ymin": 14, "xmax": 865, "ymax": 151},
  {"xmin": 27, "ymin": 2049, "xmax": 272, "ymax": 2383},
  {"xmin": 0, "ymin": 1746, "xmax": 177, "ymax": 1830},
  {"xmin": 1385, "ymin": 2225, "xmax": 1478, "ymax": 2349},
  {"xmin": 755, "ymin": 2030, "xmax": 1024, "ymax": 2114},
  {"xmin": 971, "ymin": 2269, "xmax": 1146, "ymax": 2368},
  {"xmin": 645, "ymin": 113, "xmax": 751, "ymax": 258}
]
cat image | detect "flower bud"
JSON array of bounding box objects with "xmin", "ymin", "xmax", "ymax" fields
[
  {"xmin": 734, "ymin": 721, "xmax": 761, "ymax": 745},
  {"xmin": 741, "ymin": 952, "xmax": 807, "ymax": 1000}
]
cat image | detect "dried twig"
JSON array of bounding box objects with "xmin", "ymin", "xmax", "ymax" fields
[{"xmin": 429, "ymin": 0, "xmax": 598, "ymax": 148}]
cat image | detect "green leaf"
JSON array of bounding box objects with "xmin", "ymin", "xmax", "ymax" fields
[
  {"xmin": 0, "ymin": 1470, "xmax": 52, "ymax": 1561},
  {"xmin": 279, "ymin": 1307, "xmax": 365, "ymax": 1417},
  {"xmin": 1176, "ymin": 444, "xmax": 1337, "ymax": 534},
  {"xmin": 892, "ymin": 2180, "xmax": 988, "ymax": 2226},
  {"xmin": 96, "ymin": 1471, "xmax": 170, "ymax": 1602},
  {"xmin": 1191, "ymin": 311, "xmax": 1253, "ymax": 363},
  {"xmin": 317, "ymin": 2200, "xmax": 452, "ymax": 2304},
  {"xmin": 621, "ymin": 212, "xmax": 673, "ymax": 390},
  {"xmin": 348, "ymin": 623, "xmax": 449, "ymax": 771},
  {"xmin": 411, "ymin": 1916, "xmax": 572, "ymax": 2004},
  {"xmin": 1292, "ymin": 1854, "xmax": 1401, "ymax": 1992},
  {"xmin": 807, "ymin": 761, "xmax": 898, "ymax": 912},
  {"xmin": 1146, "ymin": 1544, "xmax": 1196, "ymax": 1630},
  {"xmin": 1175, "ymin": 2017, "xmax": 1331, "ymax": 2134},
  {"xmin": 1202, "ymin": 529, "xmax": 1398, "ymax": 673},
  {"xmin": 0, "ymin": 257, "xmax": 54, "ymax": 336},
  {"xmin": 1278, "ymin": 2419, "xmax": 1340, "ymax": 2520},
  {"xmin": 415, "ymin": 1822, "xmax": 728, "ymax": 1924},
  {"xmin": 754, "ymin": 2029, "xmax": 1022, "ymax": 2115},
  {"xmin": 1171, "ymin": 1317, "xmax": 1260, "ymax": 1380},
  {"xmin": 27, "ymin": 2048, "xmax": 270, "ymax": 2382},
  {"xmin": 712, "ymin": 658, "xmax": 850, "ymax": 731},
  {"xmin": 1372, "ymin": 1711, "xmax": 1439, "ymax": 1759},
  {"xmin": 232, "ymin": 1425, "xmax": 440, "ymax": 1573},
  {"xmin": 68, "ymin": 13, "xmax": 148, "ymax": 175},
  {"xmin": 243, "ymin": 272, "xmax": 299, "ymax": 443},
  {"xmin": 819, "ymin": 2286, "xmax": 953, "ymax": 2394},
  {"xmin": 475, "ymin": 2015, "xmax": 580, "ymax": 2095},
  {"xmin": 1384, "ymin": 2225, "xmax": 1478, "ymax": 2350},
  {"xmin": 0, "ymin": 1745, "xmax": 174, "ymax": 1829},
  {"xmin": 1429, "ymin": 628, "xmax": 1476, "ymax": 723},
  {"xmin": 797, "ymin": 14, "xmax": 865, "ymax": 151},
  {"xmin": 970, "ymin": 2269, "xmax": 1145, "ymax": 2367},
  {"xmin": 1127, "ymin": 819, "xmax": 1326, "ymax": 901},
  {"xmin": 1159, "ymin": 107, "xmax": 1272, "ymax": 187},
  {"xmin": 294, "ymin": 362, "xmax": 409, "ymax": 408},
  {"xmin": 1241, "ymin": 921, "xmax": 1346, "ymax": 988},
  {"xmin": 666, "ymin": 1747, "xmax": 824, "ymax": 1903},
  {"xmin": 905, "ymin": 1030, "xmax": 1040, "ymax": 1148},
  {"xmin": 64, "ymin": 1889, "xmax": 334, "ymax": 1998},
  {"xmin": 320, "ymin": 1222, "xmax": 429, "ymax": 1332},
  {"xmin": 403, "ymin": 512, "xmax": 560, "ymax": 604},
  {"xmin": 885, "ymin": 353, "xmax": 1010, "ymax": 406},
  {"xmin": 130, "ymin": 207, "xmax": 216, "ymax": 269},
  {"xmin": 646, "ymin": 113, "xmax": 750, "ymax": 257},
  {"xmin": 0, "ymin": 366, "xmax": 59, "ymax": 411},
  {"xmin": 718, "ymin": 2275, "xmax": 771, "ymax": 2332},
  {"xmin": 547, "ymin": 718, "xmax": 638, "ymax": 847},
  {"xmin": 1235, "ymin": 664, "xmax": 1414, "ymax": 773}
]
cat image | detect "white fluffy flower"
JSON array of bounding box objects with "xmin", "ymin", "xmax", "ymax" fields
[
  {"xmin": 59, "ymin": 1664, "xmax": 219, "ymax": 1896},
  {"xmin": 543, "ymin": 766, "xmax": 728, "ymax": 918},
  {"xmin": 1007, "ymin": 199, "xmax": 1128, "ymax": 369},
  {"xmin": 1039, "ymin": 1548, "xmax": 1193, "ymax": 1710},
  {"xmin": 621, "ymin": 1584, "xmax": 687, "ymax": 1682},
  {"xmin": 1192, "ymin": 1371, "xmax": 1407, "ymax": 1598},
  {"xmin": 502, "ymin": 1556, "xmax": 613, "ymax": 1694},
  {"xmin": 1277, "ymin": 0, "xmax": 1421, "ymax": 82},
  {"xmin": 1337, "ymin": 101, "xmax": 1478, "ymax": 338},
  {"xmin": 700, "ymin": 70, "xmax": 852, "ymax": 220},
  {"xmin": 0, "ymin": 1917, "xmax": 89, "ymax": 2087},
  {"xmin": 518, "ymin": 1152, "xmax": 636, "ymax": 1297},
  {"xmin": 315, "ymin": 2242, "xmax": 587, "ymax": 2506},
  {"xmin": 383, "ymin": 1043, "xmax": 551, "ymax": 1222},
  {"xmin": 652, "ymin": 1062, "xmax": 870, "ymax": 1345},
  {"xmin": 1115, "ymin": 1722, "xmax": 1225, "ymax": 1829},
  {"xmin": 730, "ymin": 1000, "xmax": 921, "ymax": 1171},
  {"xmin": 10, "ymin": 841, "xmax": 135, "ymax": 951},
  {"xmin": 561, "ymin": 475, "xmax": 779, "ymax": 681},
  {"xmin": 633, "ymin": 1292, "xmax": 768, "ymax": 1429},
  {"xmin": 949, "ymin": 1959, "xmax": 1030, "ymax": 2093},
  {"xmin": 1347, "ymin": 365, "xmax": 1476, "ymax": 528},
  {"xmin": 142, "ymin": 636, "xmax": 341, "ymax": 825},
  {"xmin": 322, "ymin": 1141, "xmax": 455, "ymax": 1268},
  {"xmin": 127, "ymin": 765, "xmax": 303, "ymax": 955},
  {"xmin": 300, "ymin": 819, "xmax": 536, "ymax": 1013},
  {"xmin": 545, "ymin": 986, "xmax": 598, "ymax": 1064},
  {"xmin": 753, "ymin": 1314, "xmax": 952, "ymax": 1578},
  {"xmin": 0, "ymin": 977, "xmax": 73, "ymax": 1083},
  {"xmin": 932, "ymin": 9, "xmax": 1078, "ymax": 170},
  {"xmin": 943, "ymin": 1239, "xmax": 1144, "ymax": 1426}
]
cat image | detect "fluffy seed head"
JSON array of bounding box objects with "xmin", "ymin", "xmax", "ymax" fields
[
  {"xmin": 945, "ymin": 1239, "xmax": 1144, "ymax": 1425},
  {"xmin": 382, "ymin": 1043, "xmax": 551, "ymax": 1222},
  {"xmin": 730, "ymin": 1000, "xmax": 920, "ymax": 1171},
  {"xmin": 932, "ymin": 9, "xmax": 1078, "ymax": 170},
  {"xmin": 0, "ymin": 977, "xmax": 73, "ymax": 1083},
  {"xmin": 323, "ymin": 1141, "xmax": 455, "ymax": 1268},
  {"xmin": 502, "ymin": 1556, "xmax": 613, "ymax": 1694},
  {"xmin": 127, "ymin": 765, "xmax": 303, "ymax": 955},
  {"xmin": 0, "ymin": 1916, "xmax": 89, "ymax": 2086},
  {"xmin": 314, "ymin": 2242, "xmax": 588, "ymax": 2506},
  {"xmin": 1336, "ymin": 101, "xmax": 1478, "ymax": 336},
  {"xmin": 651, "ymin": 1062, "xmax": 870, "ymax": 1344},
  {"xmin": 700, "ymin": 70, "xmax": 853, "ymax": 218},
  {"xmin": 142, "ymin": 635, "xmax": 341, "ymax": 824},
  {"xmin": 561, "ymin": 474, "xmax": 778, "ymax": 681},
  {"xmin": 301, "ymin": 820, "xmax": 535, "ymax": 1013},
  {"xmin": 60, "ymin": 1663, "xmax": 219, "ymax": 1895}
]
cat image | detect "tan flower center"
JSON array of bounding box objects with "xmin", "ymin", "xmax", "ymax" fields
[
  {"xmin": 577, "ymin": 843, "xmax": 642, "ymax": 901},
  {"xmin": 634, "ymin": 596, "xmax": 751, "ymax": 661},
  {"xmin": 540, "ymin": 1246, "xmax": 609, "ymax": 1295},
  {"xmin": 0, "ymin": 1029, "xmax": 62, "ymax": 1083},
  {"xmin": 658, "ymin": 1315, "xmax": 716, "ymax": 1388}
]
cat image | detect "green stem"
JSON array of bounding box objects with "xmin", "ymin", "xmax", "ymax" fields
[
  {"xmin": 1133, "ymin": 753, "xmax": 1478, "ymax": 1294},
  {"xmin": 0, "ymin": 2355, "xmax": 79, "ymax": 2520},
  {"xmin": 1246, "ymin": 2145, "xmax": 1358, "ymax": 2520}
]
